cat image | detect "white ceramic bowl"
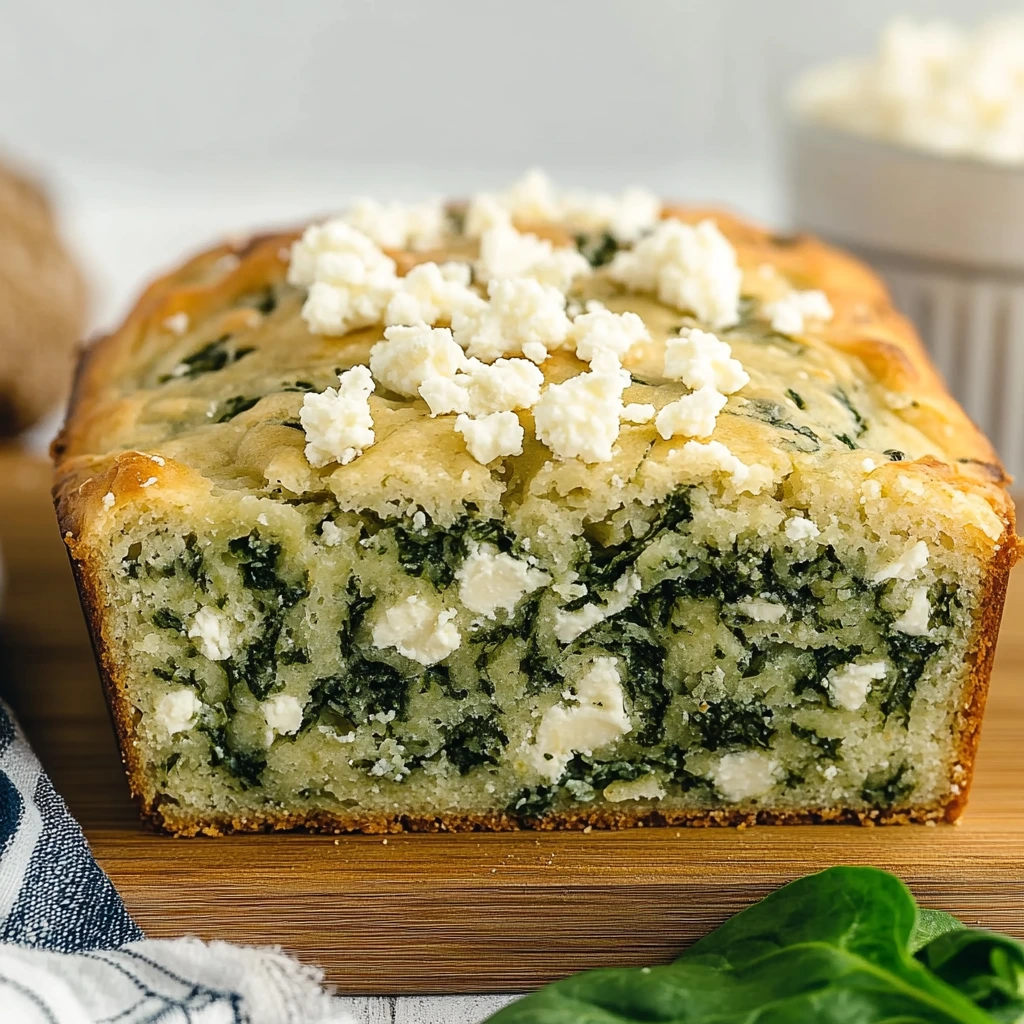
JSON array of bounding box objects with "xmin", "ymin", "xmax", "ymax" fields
[{"xmin": 786, "ymin": 119, "xmax": 1024, "ymax": 481}]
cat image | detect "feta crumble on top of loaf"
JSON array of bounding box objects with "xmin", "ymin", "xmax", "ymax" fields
[{"xmin": 289, "ymin": 170, "xmax": 806, "ymax": 475}]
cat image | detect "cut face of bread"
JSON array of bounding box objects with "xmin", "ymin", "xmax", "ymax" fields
[{"xmin": 54, "ymin": 178, "xmax": 1018, "ymax": 834}]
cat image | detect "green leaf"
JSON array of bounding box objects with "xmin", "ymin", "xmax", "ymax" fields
[
  {"xmin": 485, "ymin": 867, "xmax": 1000, "ymax": 1024},
  {"xmin": 917, "ymin": 928, "xmax": 1024, "ymax": 1021},
  {"xmin": 912, "ymin": 909, "xmax": 966, "ymax": 952}
]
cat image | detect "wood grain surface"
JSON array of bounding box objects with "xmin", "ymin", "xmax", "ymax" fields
[{"xmin": 2, "ymin": 446, "xmax": 1022, "ymax": 995}]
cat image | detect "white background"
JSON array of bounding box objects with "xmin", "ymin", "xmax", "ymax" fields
[{"xmin": 0, "ymin": 0, "xmax": 1010, "ymax": 328}]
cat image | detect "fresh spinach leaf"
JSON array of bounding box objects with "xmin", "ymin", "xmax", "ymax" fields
[
  {"xmin": 917, "ymin": 927, "xmax": 1024, "ymax": 1019},
  {"xmin": 487, "ymin": 867, "xmax": 1006, "ymax": 1023}
]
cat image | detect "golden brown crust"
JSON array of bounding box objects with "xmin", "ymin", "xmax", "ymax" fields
[
  {"xmin": 54, "ymin": 203, "xmax": 1022, "ymax": 836},
  {"xmin": 148, "ymin": 802, "xmax": 951, "ymax": 838}
]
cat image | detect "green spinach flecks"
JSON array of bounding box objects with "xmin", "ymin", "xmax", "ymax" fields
[
  {"xmin": 861, "ymin": 763, "xmax": 913, "ymax": 808},
  {"xmin": 834, "ymin": 387, "xmax": 868, "ymax": 436},
  {"xmin": 203, "ymin": 724, "xmax": 266, "ymax": 789},
  {"xmin": 308, "ymin": 656, "xmax": 408, "ymax": 725},
  {"xmin": 694, "ymin": 698, "xmax": 774, "ymax": 751},
  {"xmin": 215, "ymin": 395, "xmax": 261, "ymax": 422},
  {"xmin": 580, "ymin": 489, "xmax": 693, "ymax": 591},
  {"xmin": 423, "ymin": 663, "xmax": 469, "ymax": 701},
  {"xmin": 388, "ymin": 513, "xmax": 516, "ymax": 590},
  {"xmin": 509, "ymin": 785, "xmax": 554, "ymax": 819},
  {"xmin": 879, "ymin": 631, "xmax": 939, "ymax": 724},
  {"xmin": 790, "ymin": 722, "xmax": 842, "ymax": 761},
  {"xmin": 340, "ymin": 577, "xmax": 375, "ymax": 648},
  {"xmin": 163, "ymin": 335, "xmax": 254, "ymax": 382},
  {"xmin": 444, "ymin": 714, "xmax": 507, "ymax": 774},
  {"xmin": 587, "ymin": 617, "xmax": 669, "ymax": 745},
  {"xmin": 575, "ymin": 231, "xmax": 620, "ymax": 268},
  {"xmin": 793, "ymin": 644, "xmax": 864, "ymax": 699},
  {"xmin": 744, "ymin": 398, "xmax": 820, "ymax": 452},
  {"xmin": 152, "ymin": 609, "xmax": 185, "ymax": 633},
  {"xmin": 226, "ymin": 531, "xmax": 307, "ymax": 699}
]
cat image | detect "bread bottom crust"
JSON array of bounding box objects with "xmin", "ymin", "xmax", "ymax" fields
[{"xmin": 145, "ymin": 801, "xmax": 952, "ymax": 837}]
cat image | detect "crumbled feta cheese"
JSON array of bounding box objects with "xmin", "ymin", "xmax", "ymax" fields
[
  {"xmin": 154, "ymin": 689, "xmax": 201, "ymax": 736},
  {"xmin": 471, "ymin": 169, "xmax": 559, "ymax": 227},
  {"xmin": 533, "ymin": 355, "xmax": 632, "ymax": 462},
  {"xmin": 828, "ymin": 660, "xmax": 888, "ymax": 711},
  {"xmin": 300, "ymin": 365, "xmax": 376, "ymax": 468},
  {"xmin": 371, "ymin": 595, "xmax": 461, "ymax": 666},
  {"xmin": 710, "ymin": 750, "xmax": 778, "ymax": 802},
  {"xmin": 419, "ymin": 376, "xmax": 472, "ymax": 416},
  {"xmin": 603, "ymin": 775, "xmax": 666, "ymax": 803},
  {"xmin": 454, "ymin": 411, "xmax": 524, "ymax": 464},
  {"xmin": 784, "ymin": 516, "xmax": 820, "ymax": 542},
  {"xmin": 531, "ymin": 657, "xmax": 631, "ymax": 781},
  {"xmin": 140, "ymin": 477, "xmax": 158, "ymax": 488},
  {"xmin": 663, "ymin": 327, "xmax": 749, "ymax": 394},
  {"xmin": 560, "ymin": 186, "xmax": 662, "ymax": 242},
  {"xmin": 736, "ymin": 599, "xmax": 787, "ymax": 622},
  {"xmin": 894, "ymin": 585, "xmax": 932, "ymax": 635},
  {"xmin": 861, "ymin": 457, "xmax": 877, "ymax": 472},
  {"xmin": 384, "ymin": 261, "xmax": 485, "ymax": 326},
  {"xmin": 102, "ymin": 491, "xmax": 115, "ymax": 510},
  {"xmin": 553, "ymin": 573, "xmax": 641, "ymax": 645},
  {"xmin": 570, "ymin": 308, "xmax": 650, "ymax": 363},
  {"xmin": 320, "ymin": 520, "xmax": 344, "ymax": 546},
  {"xmin": 610, "ymin": 218, "xmax": 741, "ymax": 328},
  {"xmin": 369, "ymin": 323, "xmax": 467, "ymax": 398},
  {"xmin": 262, "ymin": 694, "xmax": 304, "ymax": 740},
  {"xmin": 670, "ymin": 440, "xmax": 775, "ymax": 494},
  {"xmin": 622, "ymin": 403, "xmax": 656, "ymax": 424},
  {"xmin": 475, "ymin": 221, "xmax": 590, "ymax": 291},
  {"xmin": 466, "ymin": 170, "xmax": 661, "ymax": 242},
  {"xmin": 289, "ymin": 220, "xmax": 398, "ymax": 335},
  {"xmin": 792, "ymin": 16, "xmax": 1024, "ymax": 166},
  {"xmin": 457, "ymin": 357, "xmax": 545, "ymax": 415},
  {"xmin": 873, "ymin": 540, "xmax": 929, "ymax": 583},
  {"xmin": 765, "ymin": 289, "xmax": 834, "ymax": 336},
  {"xmin": 552, "ymin": 575, "xmax": 587, "ymax": 602},
  {"xmin": 456, "ymin": 542, "xmax": 549, "ymax": 618},
  {"xmin": 188, "ymin": 606, "xmax": 235, "ymax": 661},
  {"xmin": 453, "ymin": 277, "xmax": 571, "ymax": 363},
  {"xmin": 162, "ymin": 311, "xmax": 190, "ymax": 335},
  {"xmin": 342, "ymin": 197, "xmax": 447, "ymax": 251},
  {"xmin": 655, "ymin": 386, "xmax": 728, "ymax": 440},
  {"xmin": 463, "ymin": 193, "xmax": 514, "ymax": 236}
]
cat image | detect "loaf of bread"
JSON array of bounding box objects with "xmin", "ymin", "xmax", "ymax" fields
[{"xmin": 53, "ymin": 173, "xmax": 1018, "ymax": 835}]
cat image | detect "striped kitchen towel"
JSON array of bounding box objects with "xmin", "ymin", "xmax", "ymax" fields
[{"xmin": 0, "ymin": 699, "xmax": 351, "ymax": 1023}]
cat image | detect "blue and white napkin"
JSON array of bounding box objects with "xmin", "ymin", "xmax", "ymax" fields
[{"xmin": 0, "ymin": 699, "xmax": 352, "ymax": 1023}]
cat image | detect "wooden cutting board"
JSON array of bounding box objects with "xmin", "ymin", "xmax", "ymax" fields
[{"xmin": 2, "ymin": 446, "xmax": 1023, "ymax": 995}]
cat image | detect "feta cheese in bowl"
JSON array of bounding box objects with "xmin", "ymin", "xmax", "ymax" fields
[{"xmin": 787, "ymin": 16, "xmax": 1024, "ymax": 479}]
